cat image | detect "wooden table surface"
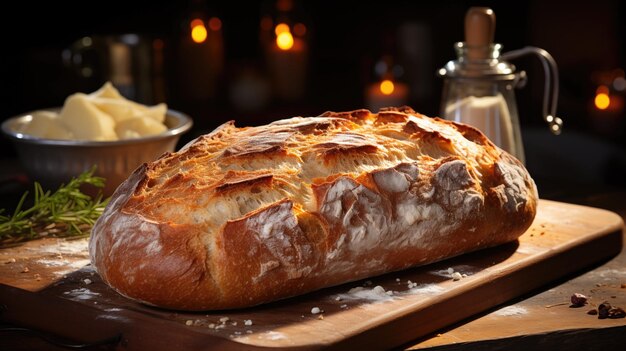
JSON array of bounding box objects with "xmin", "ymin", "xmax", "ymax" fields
[
  {"xmin": 0, "ymin": 159, "xmax": 625, "ymax": 350},
  {"xmin": 408, "ymin": 191, "xmax": 626, "ymax": 351}
]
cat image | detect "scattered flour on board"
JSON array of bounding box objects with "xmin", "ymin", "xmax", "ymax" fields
[
  {"xmin": 63, "ymin": 288, "xmax": 100, "ymax": 300},
  {"xmin": 29, "ymin": 238, "xmax": 90, "ymax": 276},
  {"xmin": 408, "ymin": 284, "xmax": 445, "ymax": 295},
  {"xmin": 36, "ymin": 259, "xmax": 70, "ymax": 267},
  {"xmin": 28, "ymin": 238, "xmax": 89, "ymax": 255},
  {"xmin": 261, "ymin": 331, "xmax": 287, "ymax": 340},
  {"xmin": 333, "ymin": 283, "xmax": 446, "ymax": 303},
  {"xmin": 334, "ymin": 285, "xmax": 394, "ymax": 302},
  {"xmin": 51, "ymin": 259, "xmax": 91, "ymax": 276},
  {"xmin": 494, "ymin": 305, "xmax": 528, "ymax": 316},
  {"xmin": 595, "ymin": 269, "xmax": 626, "ymax": 279},
  {"xmin": 429, "ymin": 265, "xmax": 477, "ymax": 278}
]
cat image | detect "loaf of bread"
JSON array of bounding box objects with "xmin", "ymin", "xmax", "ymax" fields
[{"xmin": 89, "ymin": 107, "xmax": 538, "ymax": 310}]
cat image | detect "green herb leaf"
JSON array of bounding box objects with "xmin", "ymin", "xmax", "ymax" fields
[{"xmin": 0, "ymin": 167, "xmax": 109, "ymax": 246}]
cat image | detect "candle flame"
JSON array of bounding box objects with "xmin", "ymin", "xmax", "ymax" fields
[
  {"xmin": 595, "ymin": 93, "xmax": 610, "ymax": 110},
  {"xmin": 276, "ymin": 0, "xmax": 293, "ymax": 12},
  {"xmin": 208, "ymin": 17, "xmax": 222, "ymax": 31},
  {"xmin": 294, "ymin": 23, "xmax": 307, "ymax": 36},
  {"xmin": 191, "ymin": 22, "xmax": 208, "ymax": 44},
  {"xmin": 190, "ymin": 19, "xmax": 204, "ymax": 28},
  {"xmin": 276, "ymin": 31, "xmax": 294, "ymax": 50},
  {"xmin": 275, "ymin": 23, "xmax": 290, "ymax": 35},
  {"xmin": 595, "ymin": 85, "xmax": 610, "ymax": 110},
  {"xmin": 380, "ymin": 80, "xmax": 395, "ymax": 95}
]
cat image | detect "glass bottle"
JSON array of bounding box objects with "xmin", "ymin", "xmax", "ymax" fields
[
  {"xmin": 438, "ymin": 7, "xmax": 562, "ymax": 164},
  {"xmin": 439, "ymin": 42, "xmax": 525, "ymax": 162}
]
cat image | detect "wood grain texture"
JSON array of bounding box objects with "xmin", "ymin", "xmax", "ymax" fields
[{"xmin": 0, "ymin": 200, "xmax": 623, "ymax": 350}]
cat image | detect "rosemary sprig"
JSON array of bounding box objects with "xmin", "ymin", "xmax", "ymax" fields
[{"xmin": 0, "ymin": 167, "xmax": 110, "ymax": 246}]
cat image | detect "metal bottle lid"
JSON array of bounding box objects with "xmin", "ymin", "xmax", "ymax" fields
[
  {"xmin": 438, "ymin": 8, "xmax": 517, "ymax": 80},
  {"xmin": 438, "ymin": 42, "xmax": 518, "ymax": 81}
]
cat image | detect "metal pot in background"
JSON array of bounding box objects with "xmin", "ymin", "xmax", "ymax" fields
[{"xmin": 63, "ymin": 34, "xmax": 167, "ymax": 105}]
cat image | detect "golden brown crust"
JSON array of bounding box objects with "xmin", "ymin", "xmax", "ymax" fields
[{"xmin": 90, "ymin": 108, "xmax": 538, "ymax": 310}]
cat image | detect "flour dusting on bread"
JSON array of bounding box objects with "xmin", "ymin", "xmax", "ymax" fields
[{"xmin": 90, "ymin": 107, "xmax": 537, "ymax": 310}]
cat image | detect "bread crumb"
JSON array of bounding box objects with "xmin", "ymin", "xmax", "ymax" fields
[
  {"xmin": 462, "ymin": 273, "xmax": 468, "ymax": 278},
  {"xmin": 185, "ymin": 320, "xmax": 193, "ymax": 326},
  {"xmin": 208, "ymin": 323, "xmax": 216, "ymax": 328},
  {"xmin": 244, "ymin": 319, "xmax": 253, "ymax": 326},
  {"xmin": 234, "ymin": 331, "xmax": 242, "ymax": 335},
  {"xmin": 219, "ymin": 317, "xmax": 229, "ymax": 323},
  {"xmin": 335, "ymin": 296, "xmax": 342, "ymax": 301},
  {"xmin": 386, "ymin": 290, "xmax": 394, "ymax": 296},
  {"xmin": 452, "ymin": 272, "xmax": 462, "ymax": 281},
  {"xmin": 395, "ymin": 278, "xmax": 400, "ymax": 282},
  {"xmin": 83, "ymin": 278, "xmax": 92, "ymax": 285},
  {"xmin": 571, "ymin": 293, "xmax": 588, "ymax": 307},
  {"xmin": 372, "ymin": 285, "xmax": 386, "ymax": 295},
  {"xmin": 21, "ymin": 266, "xmax": 29, "ymax": 273},
  {"xmin": 231, "ymin": 322, "xmax": 237, "ymax": 326},
  {"xmin": 311, "ymin": 307, "xmax": 322, "ymax": 314},
  {"xmin": 340, "ymin": 304, "xmax": 348, "ymax": 308},
  {"xmin": 5, "ymin": 258, "xmax": 16, "ymax": 264},
  {"xmin": 447, "ymin": 267, "xmax": 454, "ymax": 274},
  {"xmin": 246, "ymin": 330, "xmax": 253, "ymax": 334},
  {"xmin": 318, "ymin": 314, "xmax": 324, "ymax": 320}
]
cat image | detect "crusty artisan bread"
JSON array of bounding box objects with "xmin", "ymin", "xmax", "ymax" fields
[{"xmin": 89, "ymin": 107, "xmax": 538, "ymax": 310}]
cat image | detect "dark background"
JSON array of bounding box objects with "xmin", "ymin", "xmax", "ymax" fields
[{"xmin": 1, "ymin": 0, "xmax": 625, "ymax": 198}]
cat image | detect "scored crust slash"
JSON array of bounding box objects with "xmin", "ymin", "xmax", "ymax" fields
[{"xmin": 89, "ymin": 106, "xmax": 538, "ymax": 310}]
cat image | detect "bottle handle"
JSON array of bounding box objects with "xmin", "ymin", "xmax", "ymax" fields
[{"xmin": 501, "ymin": 47, "xmax": 563, "ymax": 135}]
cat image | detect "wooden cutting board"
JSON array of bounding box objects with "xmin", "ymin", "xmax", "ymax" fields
[{"xmin": 0, "ymin": 199, "xmax": 623, "ymax": 350}]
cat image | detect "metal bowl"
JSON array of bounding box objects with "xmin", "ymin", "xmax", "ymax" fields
[{"xmin": 1, "ymin": 109, "xmax": 193, "ymax": 196}]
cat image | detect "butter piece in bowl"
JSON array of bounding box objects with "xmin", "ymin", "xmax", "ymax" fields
[
  {"xmin": 16, "ymin": 82, "xmax": 169, "ymax": 141},
  {"xmin": 2, "ymin": 83, "xmax": 192, "ymax": 196}
]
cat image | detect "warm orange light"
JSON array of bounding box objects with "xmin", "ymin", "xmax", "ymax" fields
[
  {"xmin": 190, "ymin": 18, "xmax": 204, "ymax": 28},
  {"xmin": 595, "ymin": 85, "xmax": 611, "ymax": 110},
  {"xmin": 595, "ymin": 93, "xmax": 610, "ymax": 110},
  {"xmin": 380, "ymin": 80, "xmax": 395, "ymax": 95},
  {"xmin": 597, "ymin": 85, "xmax": 609, "ymax": 94},
  {"xmin": 191, "ymin": 23, "xmax": 208, "ymax": 43},
  {"xmin": 275, "ymin": 23, "xmax": 290, "ymax": 35},
  {"xmin": 153, "ymin": 38, "xmax": 164, "ymax": 50},
  {"xmin": 293, "ymin": 23, "xmax": 307, "ymax": 36},
  {"xmin": 260, "ymin": 16, "xmax": 273, "ymax": 31},
  {"xmin": 276, "ymin": 0, "xmax": 293, "ymax": 12},
  {"xmin": 276, "ymin": 31, "xmax": 294, "ymax": 50},
  {"xmin": 208, "ymin": 17, "xmax": 222, "ymax": 31}
]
